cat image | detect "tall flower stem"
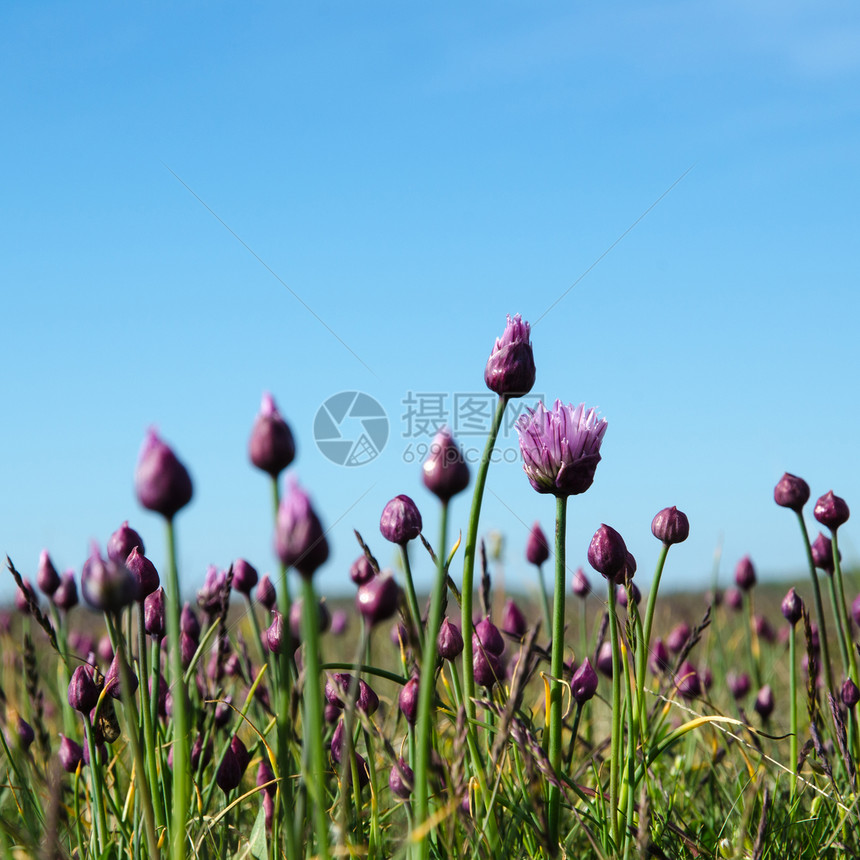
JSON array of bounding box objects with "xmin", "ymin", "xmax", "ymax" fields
[
  {"xmin": 165, "ymin": 518, "xmax": 189, "ymax": 860},
  {"xmin": 400, "ymin": 545, "xmax": 424, "ymax": 656},
  {"xmin": 270, "ymin": 475, "xmax": 298, "ymax": 860},
  {"xmin": 414, "ymin": 500, "xmax": 449, "ymax": 860},
  {"xmin": 137, "ymin": 601, "xmax": 165, "ymax": 832},
  {"xmin": 788, "ymin": 622, "xmax": 799, "ymax": 798},
  {"xmin": 607, "ymin": 578, "xmax": 623, "ymax": 850},
  {"xmin": 831, "ymin": 533, "xmax": 858, "ymax": 684},
  {"xmin": 796, "ymin": 512, "xmax": 835, "ymax": 693},
  {"xmin": 636, "ymin": 544, "xmax": 669, "ymax": 739},
  {"xmin": 547, "ymin": 494, "xmax": 568, "ymax": 847},
  {"xmin": 536, "ymin": 563, "xmax": 552, "ymax": 641},
  {"xmin": 461, "ymin": 396, "xmax": 508, "ymax": 731},
  {"xmin": 300, "ymin": 575, "xmax": 330, "ymax": 860}
]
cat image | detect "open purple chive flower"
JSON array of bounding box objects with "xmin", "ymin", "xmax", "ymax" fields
[
  {"xmin": 774, "ymin": 473, "xmax": 810, "ymax": 513},
  {"xmin": 484, "ymin": 313, "xmax": 536, "ymax": 398},
  {"xmin": 734, "ymin": 556, "xmax": 756, "ymax": 592},
  {"xmin": 125, "ymin": 547, "xmax": 160, "ymax": 599},
  {"xmin": 135, "ymin": 428, "xmax": 193, "ymax": 521},
  {"xmin": 516, "ymin": 401, "xmax": 607, "ymax": 497},
  {"xmin": 231, "ymin": 558, "xmax": 259, "ymax": 595},
  {"xmin": 811, "ymin": 532, "xmax": 838, "ymax": 574},
  {"xmin": 571, "ymin": 658, "xmax": 598, "ymax": 704},
  {"xmin": 651, "ymin": 506, "xmax": 690, "ymax": 546},
  {"xmin": 526, "ymin": 522, "xmax": 550, "ymax": 567},
  {"xmin": 275, "ymin": 480, "xmax": 329, "ymax": 579},
  {"xmin": 37, "ymin": 550, "xmax": 61, "ymax": 596},
  {"xmin": 422, "ymin": 428, "xmax": 470, "ymax": 502},
  {"xmin": 107, "ymin": 521, "xmax": 145, "ymax": 564},
  {"xmin": 81, "ymin": 544, "xmax": 137, "ymax": 612},
  {"xmin": 379, "ymin": 494, "xmax": 423, "ymax": 545},
  {"xmin": 587, "ymin": 525, "xmax": 628, "ymax": 582},
  {"xmin": 249, "ymin": 392, "xmax": 296, "ymax": 478},
  {"xmin": 814, "ymin": 490, "xmax": 850, "ymax": 531}
]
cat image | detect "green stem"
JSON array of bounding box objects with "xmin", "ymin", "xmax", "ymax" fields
[
  {"xmin": 83, "ymin": 716, "xmax": 109, "ymax": 853},
  {"xmin": 547, "ymin": 495, "xmax": 568, "ymax": 848},
  {"xmin": 137, "ymin": 601, "xmax": 166, "ymax": 833},
  {"xmin": 414, "ymin": 500, "xmax": 449, "ymax": 860},
  {"xmin": 461, "ymin": 396, "xmax": 509, "ymax": 729},
  {"xmin": 832, "ymin": 532, "xmax": 858, "ymax": 684},
  {"xmin": 400, "ymin": 544, "xmax": 424, "ymax": 657},
  {"xmin": 827, "ymin": 573, "xmax": 851, "ymax": 677},
  {"xmin": 789, "ymin": 624, "xmax": 798, "ymax": 798},
  {"xmin": 636, "ymin": 543, "xmax": 669, "ymax": 745},
  {"xmin": 166, "ymin": 518, "xmax": 189, "ymax": 860},
  {"xmin": 607, "ymin": 578, "xmax": 623, "ymax": 851},
  {"xmin": 796, "ymin": 512, "xmax": 835, "ymax": 694},
  {"xmin": 536, "ymin": 564, "xmax": 552, "ymax": 641},
  {"xmin": 301, "ymin": 575, "xmax": 331, "ymax": 860}
]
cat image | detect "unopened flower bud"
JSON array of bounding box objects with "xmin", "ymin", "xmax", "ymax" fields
[
  {"xmin": 53, "ymin": 571, "xmax": 78, "ymax": 611},
  {"xmin": 781, "ymin": 587, "xmax": 803, "ymax": 626},
  {"xmin": 422, "ymin": 429, "xmax": 470, "ymax": 502},
  {"xmin": 135, "ymin": 428, "xmax": 193, "ymax": 520},
  {"xmin": 37, "ymin": 550, "xmax": 61, "ymax": 596},
  {"xmin": 379, "ymin": 495, "xmax": 423, "ymax": 545},
  {"xmin": 473, "ymin": 648, "xmax": 503, "ymax": 688},
  {"xmin": 774, "ymin": 473, "xmax": 810, "ymax": 513},
  {"xmin": 216, "ymin": 735, "xmax": 249, "ymax": 793},
  {"xmin": 572, "ymin": 568, "xmax": 590, "ymax": 599},
  {"xmin": 256, "ymin": 573, "xmax": 276, "ymax": 609},
  {"xmin": 526, "ymin": 522, "xmax": 550, "ymax": 567},
  {"xmin": 473, "ymin": 616, "xmax": 505, "ymax": 655},
  {"xmin": 666, "ymin": 623, "xmax": 691, "ymax": 654},
  {"xmin": 275, "ymin": 480, "xmax": 329, "ymax": 579},
  {"xmin": 814, "ymin": 491, "xmax": 850, "ymax": 531},
  {"xmin": 734, "ymin": 556, "xmax": 756, "ymax": 592},
  {"xmin": 144, "ymin": 588, "xmax": 166, "ymax": 637},
  {"xmin": 68, "ymin": 665, "xmax": 99, "ymax": 713},
  {"xmin": 587, "ymin": 525, "xmax": 628, "ymax": 581},
  {"xmin": 484, "ymin": 313, "xmax": 536, "ymax": 397},
  {"xmin": 125, "ymin": 547, "xmax": 160, "ymax": 599},
  {"xmin": 675, "ymin": 661, "xmax": 701, "ymax": 699},
  {"xmin": 59, "ymin": 734, "xmax": 84, "ymax": 772},
  {"xmin": 107, "ymin": 521, "xmax": 145, "ymax": 564},
  {"xmin": 651, "ymin": 506, "xmax": 690, "ymax": 546},
  {"xmin": 571, "ymin": 658, "xmax": 598, "ymax": 704},
  {"xmin": 231, "ymin": 558, "xmax": 259, "ymax": 596},
  {"xmin": 389, "ymin": 757, "xmax": 414, "ymax": 799},
  {"xmin": 350, "ymin": 556, "xmax": 375, "ymax": 586},
  {"xmin": 811, "ymin": 532, "xmax": 838, "ymax": 574},
  {"xmin": 754, "ymin": 685, "xmax": 775, "ymax": 720},
  {"xmin": 399, "ymin": 676, "xmax": 420, "ymax": 724},
  {"xmin": 727, "ymin": 671, "xmax": 751, "ymax": 700},
  {"xmin": 437, "ymin": 617, "xmax": 464, "ymax": 660},
  {"xmin": 842, "ymin": 678, "xmax": 860, "ymax": 709},
  {"xmin": 501, "ymin": 599, "xmax": 527, "ymax": 638},
  {"xmin": 249, "ymin": 392, "xmax": 296, "ymax": 477},
  {"xmin": 356, "ymin": 573, "xmax": 401, "ymax": 626},
  {"xmin": 81, "ymin": 544, "xmax": 137, "ymax": 612}
]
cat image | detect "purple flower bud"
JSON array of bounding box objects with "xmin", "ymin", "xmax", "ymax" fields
[
  {"xmin": 666, "ymin": 623, "xmax": 691, "ymax": 654},
  {"xmin": 214, "ymin": 696, "xmax": 233, "ymax": 729},
  {"xmin": 781, "ymin": 587, "xmax": 803, "ymax": 626},
  {"xmin": 150, "ymin": 675, "xmax": 168, "ymax": 719},
  {"xmin": 266, "ymin": 611, "xmax": 287, "ymax": 654},
  {"xmin": 104, "ymin": 653, "xmax": 138, "ymax": 700},
  {"xmin": 774, "ymin": 473, "xmax": 810, "ymax": 513},
  {"xmin": 473, "ymin": 616, "xmax": 505, "ymax": 656},
  {"xmin": 727, "ymin": 671, "xmax": 751, "ymax": 700},
  {"xmin": 144, "ymin": 588, "xmax": 166, "ymax": 637},
  {"xmin": 135, "ymin": 428, "xmax": 193, "ymax": 521},
  {"xmin": 107, "ymin": 521, "xmax": 145, "ymax": 564},
  {"xmin": 516, "ymin": 401, "xmax": 607, "ymax": 497},
  {"xmin": 437, "ymin": 617, "xmax": 464, "ymax": 660},
  {"xmin": 324, "ymin": 701, "xmax": 340, "ymax": 723},
  {"xmin": 256, "ymin": 573, "xmax": 277, "ymax": 610},
  {"xmin": 811, "ymin": 532, "xmax": 838, "ymax": 575},
  {"xmin": 180, "ymin": 631, "xmax": 197, "ymax": 668},
  {"xmin": 734, "ymin": 556, "xmax": 756, "ymax": 592},
  {"xmin": 649, "ymin": 639, "xmax": 671, "ymax": 674},
  {"xmin": 15, "ymin": 579, "xmax": 37, "ymax": 615},
  {"xmin": 181, "ymin": 603, "xmax": 201, "ymax": 640},
  {"xmin": 753, "ymin": 614, "xmax": 775, "ymax": 644},
  {"xmin": 330, "ymin": 610, "xmax": 348, "ymax": 636},
  {"xmin": 675, "ymin": 661, "xmax": 701, "ymax": 699},
  {"xmin": 356, "ymin": 573, "xmax": 401, "ymax": 626},
  {"xmin": 15, "ymin": 715, "xmax": 35, "ymax": 750},
  {"xmin": 473, "ymin": 648, "xmax": 503, "ymax": 688},
  {"xmin": 399, "ymin": 676, "xmax": 420, "ymax": 724},
  {"xmin": 380, "ymin": 494, "xmax": 423, "ymax": 545},
  {"xmin": 124, "ymin": 546, "xmax": 160, "ymax": 601},
  {"xmin": 53, "ymin": 570, "xmax": 78, "ymax": 611},
  {"xmin": 852, "ymin": 594, "xmax": 860, "ymax": 627},
  {"xmin": 325, "ymin": 673, "xmax": 380, "ymax": 716},
  {"xmin": 572, "ymin": 568, "xmax": 591, "ymax": 599},
  {"xmin": 596, "ymin": 641, "xmax": 613, "ymax": 677},
  {"xmin": 725, "ymin": 587, "xmax": 743, "ymax": 611},
  {"xmin": 501, "ymin": 599, "xmax": 528, "ymax": 638},
  {"xmin": 650, "ymin": 506, "xmax": 690, "ymax": 546},
  {"xmin": 216, "ymin": 735, "xmax": 249, "ymax": 793},
  {"xmin": 843, "ymin": 678, "xmax": 860, "ymax": 709},
  {"xmin": 331, "ymin": 720, "xmax": 345, "ymax": 764},
  {"xmin": 288, "ymin": 598, "xmax": 330, "ymax": 640},
  {"xmin": 484, "ymin": 314, "xmax": 536, "ymax": 398},
  {"xmin": 97, "ymin": 635, "xmax": 114, "ymax": 664},
  {"xmin": 249, "ymin": 392, "xmax": 296, "ymax": 477},
  {"xmin": 37, "ymin": 550, "xmax": 61, "ymax": 596},
  {"xmin": 618, "ymin": 582, "xmax": 641, "ymax": 607},
  {"xmin": 59, "ymin": 734, "xmax": 84, "ymax": 772},
  {"xmin": 257, "ymin": 759, "xmax": 277, "ymax": 798},
  {"xmin": 814, "ymin": 491, "xmax": 850, "ymax": 531},
  {"xmin": 231, "ymin": 558, "xmax": 259, "ymax": 596},
  {"xmin": 68, "ymin": 665, "xmax": 99, "ymax": 713},
  {"xmin": 571, "ymin": 658, "xmax": 598, "ymax": 704},
  {"xmin": 350, "ymin": 556, "xmax": 375, "ymax": 586},
  {"xmin": 389, "ymin": 757, "xmax": 415, "ymax": 799},
  {"xmin": 526, "ymin": 522, "xmax": 550, "ymax": 567},
  {"xmin": 422, "ymin": 428, "xmax": 470, "ymax": 502},
  {"xmin": 81, "ymin": 544, "xmax": 137, "ymax": 612},
  {"xmin": 754, "ymin": 685, "xmax": 775, "ymax": 720},
  {"xmin": 197, "ymin": 566, "xmax": 227, "ymax": 616},
  {"xmin": 587, "ymin": 525, "xmax": 628, "ymax": 581},
  {"xmin": 190, "ymin": 734, "xmax": 213, "ymax": 771},
  {"xmin": 275, "ymin": 480, "xmax": 329, "ymax": 579}
]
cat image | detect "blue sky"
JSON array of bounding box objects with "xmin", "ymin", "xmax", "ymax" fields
[{"xmin": 2, "ymin": 1, "xmax": 859, "ymax": 609}]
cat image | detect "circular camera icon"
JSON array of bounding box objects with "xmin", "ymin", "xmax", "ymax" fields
[{"xmin": 313, "ymin": 391, "xmax": 389, "ymax": 466}]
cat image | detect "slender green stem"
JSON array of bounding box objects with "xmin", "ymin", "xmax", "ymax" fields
[
  {"xmin": 827, "ymin": 574, "xmax": 851, "ymax": 676},
  {"xmin": 536, "ymin": 563, "xmax": 552, "ymax": 640},
  {"xmin": 607, "ymin": 578, "xmax": 623, "ymax": 850},
  {"xmin": 636, "ymin": 543, "xmax": 669, "ymax": 744},
  {"xmin": 83, "ymin": 715, "xmax": 108, "ymax": 853},
  {"xmin": 400, "ymin": 544, "xmax": 424, "ymax": 656},
  {"xmin": 547, "ymin": 495, "xmax": 568, "ymax": 847},
  {"xmin": 414, "ymin": 500, "xmax": 449, "ymax": 860},
  {"xmin": 788, "ymin": 623, "xmax": 798, "ymax": 798},
  {"xmin": 165, "ymin": 518, "xmax": 189, "ymax": 860},
  {"xmin": 796, "ymin": 512, "xmax": 835, "ymax": 694},
  {"xmin": 300, "ymin": 575, "xmax": 331, "ymax": 860},
  {"xmin": 137, "ymin": 601, "xmax": 165, "ymax": 833},
  {"xmin": 832, "ymin": 532, "xmax": 858, "ymax": 683},
  {"xmin": 742, "ymin": 591, "xmax": 762, "ymax": 691},
  {"xmin": 461, "ymin": 396, "xmax": 509, "ymax": 728}
]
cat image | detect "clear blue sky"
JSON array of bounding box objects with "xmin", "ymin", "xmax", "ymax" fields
[{"xmin": 2, "ymin": 1, "xmax": 859, "ymax": 608}]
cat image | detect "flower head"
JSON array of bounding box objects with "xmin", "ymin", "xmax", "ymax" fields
[
  {"xmin": 81, "ymin": 543, "xmax": 137, "ymax": 612},
  {"xmin": 135, "ymin": 428, "xmax": 193, "ymax": 520},
  {"xmin": 107, "ymin": 521, "xmax": 145, "ymax": 564},
  {"xmin": 275, "ymin": 479, "xmax": 329, "ymax": 579},
  {"xmin": 516, "ymin": 401, "xmax": 606, "ymax": 497},
  {"xmin": 249, "ymin": 392, "xmax": 296, "ymax": 478},
  {"xmin": 484, "ymin": 314, "xmax": 536, "ymax": 398},
  {"xmin": 571, "ymin": 658, "xmax": 599, "ymax": 704},
  {"xmin": 734, "ymin": 556, "xmax": 756, "ymax": 592},
  {"xmin": 37, "ymin": 550, "xmax": 61, "ymax": 596},
  {"xmin": 525, "ymin": 522, "xmax": 550, "ymax": 567},
  {"xmin": 814, "ymin": 490, "xmax": 850, "ymax": 531},
  {"xmin": 811, "ymin": 532, "xmax": 839, "ymax": 574},
  {"xmin": 587, "ymin": 524, "xmax": 628, "ymax": 581},
  {"xmin": 379, "ymin": 495, "xmax": 423, "ymax": 545},
  {"xmin": 651, "ymin": 506, "xmax": 690, "ymax": 546},
  {"xmin": 774, "ymin": 473, "xmax": 810, "ymax": 513},
  {"xmin": 422, "ymin": 429, "xmax": 470, "ymax": 502}
]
